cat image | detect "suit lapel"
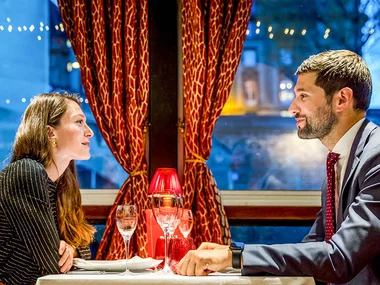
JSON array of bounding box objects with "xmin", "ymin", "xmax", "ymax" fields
[{"xmin": 338, "ymin": 119, "xmax": 377, "ymax": 224}]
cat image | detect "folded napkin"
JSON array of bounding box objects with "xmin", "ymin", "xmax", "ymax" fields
[{"xmin": 73, "ymin": 256, "xmax": 162, "ymax": 272}]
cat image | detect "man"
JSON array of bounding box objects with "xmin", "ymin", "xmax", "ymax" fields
[{"xmin": 177, "ymin": 50, "xmax": 380, "ymax": 285}]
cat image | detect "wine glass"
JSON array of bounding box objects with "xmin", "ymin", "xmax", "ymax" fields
[
  {"xmin": 151, "ymin": 190, "xmax": 178, "ymax": 274},
  {"xmin": 179, "ymin": 209, "xmax": 193, "ymax": 238},
  {"xmin": 116, "ymin": 205, "xmax": 138, "ymax": 275},
  {"xmin": 168, "ymin": 196, "xmax": 184, "ymax": 238}
]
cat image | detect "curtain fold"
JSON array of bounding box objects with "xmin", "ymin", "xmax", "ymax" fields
[
  {"xmin": 58, "ymin": 0, "xmax": 150, "ymax": 259},
  {"xmin": 182, "ymin": 0, "xmax": 253, "ymax": 246}
]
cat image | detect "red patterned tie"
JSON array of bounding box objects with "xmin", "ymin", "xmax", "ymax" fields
[{"xmin": 325, "ymin": 152, "xmax": 340, "ymax": 241}]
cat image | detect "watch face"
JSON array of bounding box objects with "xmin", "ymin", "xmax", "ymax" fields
[{"xmin": 230, "ymin": 241, "xmax": 245, "ymax": 250}]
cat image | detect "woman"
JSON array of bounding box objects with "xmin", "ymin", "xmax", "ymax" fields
[{"xmin": 0, "ymin": 93, "xmax": 96, "ymax": 285}]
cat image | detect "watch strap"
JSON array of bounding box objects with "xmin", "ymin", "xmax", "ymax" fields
[{"xmin": 230, "ymin": 242, "xmax": 244, "ymax": 269}]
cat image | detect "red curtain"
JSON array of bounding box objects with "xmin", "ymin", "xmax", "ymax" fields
[
  {"xmin": 182, "ymin": 0, "xmax": 253, "ymax": 246},
  {"xmin": 58, "ymin": 0, "xmax": 150, "ymax": 259}
]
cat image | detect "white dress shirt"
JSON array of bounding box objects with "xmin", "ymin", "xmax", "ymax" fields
[{"xmin": 332, "ymin": 118, "xmax": 365, "ymax": 195}]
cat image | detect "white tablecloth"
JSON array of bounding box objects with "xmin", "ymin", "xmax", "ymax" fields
[{"xmin": 37, "ymin": 271, "xmax": 315, "ymax": 285}]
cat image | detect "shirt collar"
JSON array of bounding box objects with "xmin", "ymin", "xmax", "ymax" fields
[{"xmin": 332, "ymin": 118, "xmax": 365, "ymax": 159}]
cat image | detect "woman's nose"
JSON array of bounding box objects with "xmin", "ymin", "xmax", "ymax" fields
[{"xmin": 85, "ymin": 124, "xmax": 94, "ymax": 138}]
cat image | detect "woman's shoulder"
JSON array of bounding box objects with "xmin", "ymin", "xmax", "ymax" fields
[{"xmin": 1, "ymin": 157, "xmax": 47, "ymax": 182}]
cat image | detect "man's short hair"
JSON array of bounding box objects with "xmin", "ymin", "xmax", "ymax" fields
[{"xmin": 296, "ymin": 50, "xmax": 372, "ymax": 111}]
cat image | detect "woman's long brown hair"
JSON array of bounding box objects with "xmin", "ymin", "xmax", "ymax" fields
[{"xmin": 11, "ymin": 92, "xmax": 95, "ymax": 247}]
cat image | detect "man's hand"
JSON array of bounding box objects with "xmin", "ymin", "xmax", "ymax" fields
[
  {"xmin": 176, "ymin": 242, "xmax": 232, "ymax": 276},
  {"xmin": 58, "ymin": 240, "xmax": 75, "ymax": 273}
]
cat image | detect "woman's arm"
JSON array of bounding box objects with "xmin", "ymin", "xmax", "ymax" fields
[{"xmin": 1, "ymin": 159, "xmax": 61, "ymax": 275}]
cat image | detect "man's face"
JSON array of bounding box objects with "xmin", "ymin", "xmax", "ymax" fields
[{"xmin": 289, "ymin": 72, "xmax": 338, "ymax": 140}]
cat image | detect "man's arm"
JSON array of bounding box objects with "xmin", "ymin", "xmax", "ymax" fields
[{"xmin": 242, "ymin": 147, "xmax": 380, "ymax": 283}]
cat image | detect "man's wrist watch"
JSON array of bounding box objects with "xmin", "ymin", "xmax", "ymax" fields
[{"xmin": 229, "ymin": 241, "xmax": 244, "ymax": 269}]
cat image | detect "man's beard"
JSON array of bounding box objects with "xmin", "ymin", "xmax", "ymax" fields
[{"xmin": 297, "ymin": 104, "xmax": 338, "ymax": 140}]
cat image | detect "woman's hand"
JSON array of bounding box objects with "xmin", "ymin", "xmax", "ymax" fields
[{"xmin": 58, "ymin": 240, "xmax": 75, "ymax": 273}]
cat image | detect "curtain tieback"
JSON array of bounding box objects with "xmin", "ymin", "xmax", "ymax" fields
[
  {"xmin": 183, "ymin": 134, "xmax": 207, "ymax": 164},
  {"xmin": 130, "ymin": 170, "xmax": 147, "ymax": 177},
  {"xmin": 185, "ymin": 158, "xmax": 206, "ymax": 164}
]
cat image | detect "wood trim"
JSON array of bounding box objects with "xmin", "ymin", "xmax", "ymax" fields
[{"xmin": 83, "ymin": 205, "xmax": 319, "ymax": 225}]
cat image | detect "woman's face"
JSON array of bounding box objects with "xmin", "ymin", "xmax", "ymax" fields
[{"xmin": 51, "ymin": 100, "xmax": 94, "ymax": 162}]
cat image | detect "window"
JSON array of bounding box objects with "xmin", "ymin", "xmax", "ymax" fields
[
  {"xmin": 208, "ymin": 0, "xmax": 380, "ymax": 191},
  {"xmin": 0, "ymin": 1, "xmax": 128, "ymax": 189}
]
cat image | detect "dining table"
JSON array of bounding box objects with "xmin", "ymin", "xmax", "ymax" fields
[{"xmin": 36, "ymin": 270, "xmax": 315, "ymax": 285}]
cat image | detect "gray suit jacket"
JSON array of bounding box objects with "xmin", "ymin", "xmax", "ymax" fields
[{"xmin": 242, "ymin": 119, "xmax": 380, "ymax": 285}]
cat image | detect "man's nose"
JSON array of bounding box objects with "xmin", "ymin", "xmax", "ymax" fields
[{"xmin": 288, "ymin": 99, "xmax": 298, "ymax": 115}]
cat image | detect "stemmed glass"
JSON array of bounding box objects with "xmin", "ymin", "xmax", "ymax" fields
[
  {"xmin": 179, "ymin": 209, "xmax": 193, "ymax": 238},
  {"xmin": 116, "ymin": 205, "xmax": 138, "ymax": 275},
  {"xmin": 168, "ymin": 196, "xmax": 184, "ymax": 238},
  {"xmin": 151, "ymin": 190, "xmax": 179, "ymax": 274}
]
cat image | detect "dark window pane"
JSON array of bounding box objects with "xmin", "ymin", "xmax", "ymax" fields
[
  {"xmin": 231, "ymin": 225, "xmax": 311, "ymax": 244},
  {"xmin": 209, "ymin": 0, "xmax": 380, "ymax": 190}
]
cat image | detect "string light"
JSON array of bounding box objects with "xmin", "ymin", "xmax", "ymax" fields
[
  {"xmin": 67, "ymin": 62, "xmax": 73, "ymax": 72},
  {"xmin": 324, "ymin": 28, "xmax": 330, "ymax": 39},
  {"xmin": 0, "ymin": 19, "xmax": 60, "ymax": 42},
  {"xmin": 3, "ymin": 96, "xmax": 89, "ymax": 106},
  {"xmin": 1, "ymin": 16, "xmax": 336, "ymax": 42}
]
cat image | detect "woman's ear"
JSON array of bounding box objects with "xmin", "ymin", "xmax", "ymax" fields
[
  {"xmin": 47, "ymin": 125, "xmax": 56, "ymax": 139},
  {"xmin": 335, "ymin": 87, "xmax": 353, "ymax": 113}
]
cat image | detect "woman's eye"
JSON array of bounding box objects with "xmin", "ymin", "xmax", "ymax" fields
[{"xmin": 76, "ymin": 120, "xmax": 84, "ymax": 125}]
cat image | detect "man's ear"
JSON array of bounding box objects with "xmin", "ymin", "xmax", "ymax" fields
[
  {"xmin": 47, "ymin": 125, "xmax": 56, "ymax": 139},
  {"xmin": 335, "ymin": 87, "xmax": 353, "ymax": 113}
]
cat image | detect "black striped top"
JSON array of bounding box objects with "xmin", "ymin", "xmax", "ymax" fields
[{"xmin": 0, "ymin": 158, "xmax": 91, "ymax": 285}]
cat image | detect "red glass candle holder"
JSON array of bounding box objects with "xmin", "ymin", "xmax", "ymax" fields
[
  {"xmin": 168, "ymin": 236, "xmax": 195, "ymax": 272},
  {"xmin": 155, "ymin": 236, "xmax": 165, "ymax": 268}
]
